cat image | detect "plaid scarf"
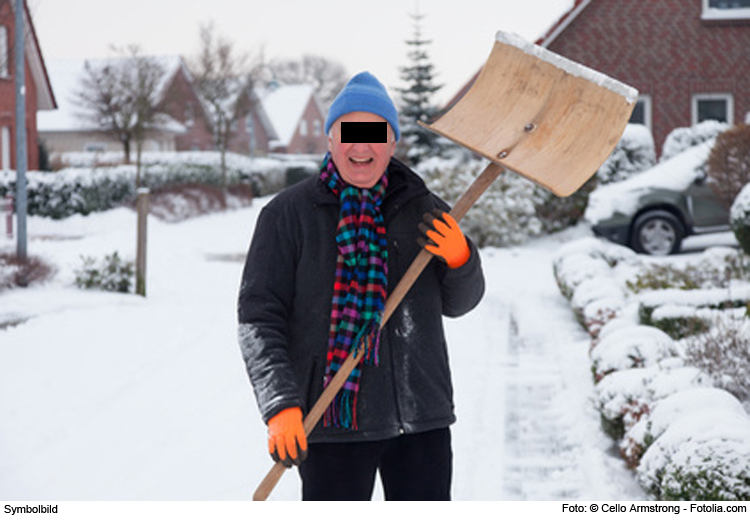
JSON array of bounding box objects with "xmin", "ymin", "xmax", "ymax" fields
[{"xmin": 320, "ymin": 153, "xmax": 388, "ymax": 430}]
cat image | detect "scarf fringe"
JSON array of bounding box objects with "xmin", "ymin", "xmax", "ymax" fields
[{"xmin": 323, "ymin": 322, "xmax": 381, "ymax": 429}]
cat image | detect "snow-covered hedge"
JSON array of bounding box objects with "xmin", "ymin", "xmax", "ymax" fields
[
  {"xmin": 596, "ymin": 124, "xmax": 656, "ymax": 185},
  {"xmin": 554, "ymin": 237, "xmax": 750, "ymax": 500},
  {"xmin": 0, "ymin": 152, "xmax": 316, "ymax": 219},
  {"xmin": 552, "ymin": 237, "xmax": 637, "ymax": 337},
  {"xmin": 594, "ymin": 352, "xmax": 709, "ymax": 445},
  {"xmin": 637, "ymin": 407, "xmax": 750, "ymax": 500},
  {"xmin": 590, "ymin": 325, "xmax": 680, "ymax": 381},
  {"xmin": 660, "ymin": 120, "xmax": 728, "ymax": 162},
  {"xmin": 418, "ymin": 156, "xmax": 544, "ymax": 248}
]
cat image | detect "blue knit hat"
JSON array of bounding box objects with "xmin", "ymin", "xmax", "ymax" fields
[{"xmin": 325, "ymin": 71, "xmax": 400, "ymax": 141}]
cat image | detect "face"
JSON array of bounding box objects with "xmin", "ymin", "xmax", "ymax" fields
[{"xmin": 328, "ymin": 111, "xmax": 397, "ymax": 189}]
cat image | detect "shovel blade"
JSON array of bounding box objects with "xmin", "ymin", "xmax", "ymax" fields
[{"xmin": 424, "ymin": 31, "xmax": 638, "ymax": 197}]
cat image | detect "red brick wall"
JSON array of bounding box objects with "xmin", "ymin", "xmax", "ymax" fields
[
  {"xmin": 160, "ymin": 67, "xmax": 215, "ymax": 152},
  {"xmin": 286, "ymin": 97, "xmax": 327, "ymax": 154},
  {"xmin": 545, "ymin": 0, "xmax": 750, "ymax": 154},
  {"xmin": 0, "ymin": 2, "xmax": 40, "ymax": 170}
]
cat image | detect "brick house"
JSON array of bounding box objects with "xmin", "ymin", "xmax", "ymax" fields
[
  {"xmin": 40, "ymin": 58, "xmax": 188, "ymax": 159},
  {"xmin": 0, "ymin": 1, "xmax": 56, "ymax": 170},
  {"xmin": 262, "ymin": 84, "xmax": 327, "ymax": 154},
  {"xmin": 449, "ymin": 0, "xmax": 750, "ymax": 156},
  {"xmin": 157, "ymin": 58, "xmax": 214, "ymax": 152},
  {"xmin": 224, "ymin": 88, "xmax": 278, "ymax": 156},
  {"xmin": 38, "ymin": 56, "xmax": 279, "ymax": 160}
]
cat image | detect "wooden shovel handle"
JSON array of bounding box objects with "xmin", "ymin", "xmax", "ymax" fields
[{"xmin": 252, "ymin": 162, "xmax": 504, "ymax": 501}]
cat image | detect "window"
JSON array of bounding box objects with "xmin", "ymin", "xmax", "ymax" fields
[
  {"xmin": 299, "ymin": 119, "xmax": 308, "ymax": 137},
  {"xmin": 1, "ymin": 127, "xmax": 10, "ymax": 170},
  {"xmin": 702, "ymin": 0, "xmax": 750, "ymax": 20},
  {"xmin": 312, "ymin": 119, "xmax": 322, "ymax": 137},
  {"xmin": 0, "ymin": 26, "xmax": 8, "ymax": 78},
  {"xmin": 184, "ymin": 102, "xmax": 195, "ymax": 127},
  {"xmin": 692, "ymin": 93, "xmax": 734, "ymax": 124},
  {"xmin": 628, "ymin": 95, "xmax": 652, "ymax": 130},
  {"xmin": 84, "ymin": 143, "xmax": 106, "ymax": 153}
]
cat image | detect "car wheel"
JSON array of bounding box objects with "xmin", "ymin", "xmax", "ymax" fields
[{"xmin": 631, "ymin": 210, "xmax": 685, "ymax": 256}]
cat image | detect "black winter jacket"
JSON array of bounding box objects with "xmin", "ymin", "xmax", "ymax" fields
[{"xmin": 237, "ymin": 157, "xmax": 485, "ymax": 443}]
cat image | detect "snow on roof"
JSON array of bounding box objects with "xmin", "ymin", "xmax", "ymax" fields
[
  {"xmin": 536, "ymin": 0, "xmax": 592, "ymax": 48},
  {"xmin": 261, "ymin": 85, "xmax": 316, "ymax": 148},
  {"xmin": 37, "ymin": 59, "xmax": 88, "ymax": 132},
  {"xmin": 37, "ymin": 57, "xmax": 184, "ymax": 132}
]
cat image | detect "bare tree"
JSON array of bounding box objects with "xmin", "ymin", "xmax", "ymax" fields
[
  {"xmin": 73, "ymin": 45, "xmax": 167, "ymax": 187},
  {"xmin": 189, "ymin": 22, "xmax": 254, "ymax": 188},
  {"xmin": 269, "ymin": 54, "xmax": 348, "ymax": 108}
]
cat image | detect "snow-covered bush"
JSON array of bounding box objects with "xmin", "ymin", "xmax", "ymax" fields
[
  {"xmin": 419, "ymin": 156, "xmax": 544, "ymax": 247},
  {"xmin": 594, "ymin": 357, "xmax": 708, "ymax": 442},
  {"xmin": 555, "ymin": 236, "xmax": 750, "ymax": 499},
  {"xmin": 626, "ymin": 248, "xmax": 750, "ymax": 338},
  {"xmin": 146, "ymin": 182, "xmax": 254, "ymax": 222},
  {"xmin": 638, "ymin": 285, "xmax": 750, "ymax": 338},
  {"xmin": 625, "ymin": 387, "xmax": 746, "ymax": 470},
  {"xmin": 637, "ymin": 408, "xmax": 750, "ymax": 500},
  {"xmin": 682, "ymin": 315, "xmax": 750, "ymax": 403},
  {"xmin": 0, "ymin": 252, "xmax": 55, "ymax": 291},
  {"xmin": 661, "ymin": 120, "xmax": 727, "ymax": 162},
  {"xmin": 730, "ymin": 182, "xmax": 750, "ymax": 255},
  {"xmin": 590, "ymin": 325, "xmax": 680, "ymax": 382},
  {"xmin": 626, "ymin": 247, "xmax": 742, "ymax": 293},
  {"xmin": 74, "ymin": 252, "xmax": 134, "ymax": 293},
  {"xmin": 596, "ymin": 124, "xmax": 656, "ymax": 184},
  {"xmin": 553, "ymin": 238, "xmax": 639, "ymax": 336}
]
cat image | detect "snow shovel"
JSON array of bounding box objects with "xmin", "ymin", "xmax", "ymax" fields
[{"xmin": 252, "ymin": 30, "xmax": 637, "ymax": 501}]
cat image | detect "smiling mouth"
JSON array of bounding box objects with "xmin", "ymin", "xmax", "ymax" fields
[{"xmin": 349, "ymin": 157, "xmax": 374, "ymax": 165}]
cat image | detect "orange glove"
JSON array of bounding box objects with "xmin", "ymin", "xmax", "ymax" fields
[
  {"xmin": 419, "ymin": 209, "xmax": 471, "ymax": 269},
  {"xmin": 267, "ymin": 407, "xmax": 308, "ymax": 468}
]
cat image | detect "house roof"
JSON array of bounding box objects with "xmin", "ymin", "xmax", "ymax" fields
[
  {"xmin": 38, "ymin": 56, "xmax": 187, "ymax": 133},
  {"xmin": 19, "ymin": 1, "xmax": 56, "ymax": 110},
  {"xmin": 261, "ymin": 84, "xmax": 320, "ymax": 148},
  {"xmin": 535, "ymin": 0, "xmax": 592, "ymax": 48}
]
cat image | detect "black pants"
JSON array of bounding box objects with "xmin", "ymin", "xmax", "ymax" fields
[{"xmin": 298, "ymin": 428, "xmax": 452, "ymax": 501}]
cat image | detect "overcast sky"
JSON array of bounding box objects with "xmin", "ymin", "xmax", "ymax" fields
[{"xmin": 30, "ymin": 0, "xmax": 574, "ymax": 105}]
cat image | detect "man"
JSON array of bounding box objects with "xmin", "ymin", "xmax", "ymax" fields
[{"xmin": 238, "ymin": 71, "xmax": 485, "ymax": 500}]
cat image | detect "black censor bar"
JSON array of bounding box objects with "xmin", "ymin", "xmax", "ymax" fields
[{"xmin": 341, "ymin": 122, "xmax": 388, "ymax": 143}]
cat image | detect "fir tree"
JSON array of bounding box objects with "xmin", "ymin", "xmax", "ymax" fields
[{"xmin": 396, "ymin": 10, "xmax": 443, "ymax": 166}]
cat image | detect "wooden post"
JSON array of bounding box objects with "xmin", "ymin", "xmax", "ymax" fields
[
  {"xmin": 5, "ymin": 194, "xmax": 12, "ymax": 239},
  {"xmin": 136, "ymin": 188, "xmax": 149, "ymax": 296}
]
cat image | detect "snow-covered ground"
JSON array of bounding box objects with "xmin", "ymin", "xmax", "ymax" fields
[{"xmin": 1, "ymin": 198, "xmax": 657, "ymax": 501}]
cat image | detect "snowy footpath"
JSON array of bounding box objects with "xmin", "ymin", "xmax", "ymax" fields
[
  {"xmin": 449, "ymin": 242, "xmax": 645, "ymax": 500},
  {"xmin": 0, "ymin": 200, "xmax": 646, "ymax": 501}
]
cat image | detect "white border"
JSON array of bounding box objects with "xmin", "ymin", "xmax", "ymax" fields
[{"xmin": 702, "ymin": 0, "xmax": 750, "ymax": 20}]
